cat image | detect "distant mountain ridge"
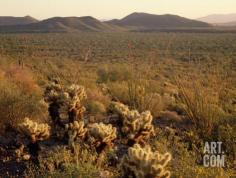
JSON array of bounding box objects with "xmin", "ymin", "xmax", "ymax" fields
[
  {"xmin": 0, "ymin": 16, "xmax": 125, "ymax": 33},
  {"xmin": 25, "ymin": 16, "xmax": 125, "ymax": 32},
  {"xmin": 197, "ymin": 14, "xmax": 236, "ymax": 24},
  {"xmin": 216, "ymin": 21, "xmax": 236, "ymax": 27},
  {"xmin": 0, "ymin": 16, "xmax": 38, "ymax": 26},
  {"xmin": 0, "ymin": 13, "xmax": 212, "ymax": 33},
  {"xmin": 106, "ymin": 12, "xmax": 211, "ymax": 30}
]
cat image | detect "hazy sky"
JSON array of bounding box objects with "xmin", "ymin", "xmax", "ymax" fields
[{"xmin": 1, "ymin": 0, "xmax": 236, "ymax": 20}]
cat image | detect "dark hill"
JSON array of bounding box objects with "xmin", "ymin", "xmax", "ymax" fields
[
  {"xmin": 0, "ymin": 16, "xmax": 38, "ymax": 26},
  {"xmin": 32, "ymin": 16, "xmax": 119, "ymax": 31},
  {"xmin": 107, "ymin": 12, "xmax": 211, "ymax": 30},
  {"xmin": 0, "ymin": 16, "xmax": 125, "ymax": 33},
  {"xmin": 0, "ymin": 13, "xmax": 213, "ymax": 33}
]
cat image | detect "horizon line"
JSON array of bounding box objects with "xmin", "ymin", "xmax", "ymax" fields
[{"xmin": 1, "ymin": 11, "xmax": 236, "ymax": 21}]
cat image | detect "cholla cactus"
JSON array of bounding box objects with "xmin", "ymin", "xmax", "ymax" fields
[
  {"xmin": 18, "ymin": 117, "xmax": 50, "ymax": 142},
  {"xmin": 87, "ymin": 123, "xmax": 117, "ymax": 151},
  {"xmin": 44, "ymin": 81, "xmax": 87, "ymax": 126},
  {"xmin": 65, "ymin": 84, "xmax": 87, "ymax": 122},
  {"xmin": 44, "ymin": 81, "xmax": 67, "ymax": 126},
  {"xmin": 121, "ymin": 144, "xmax": 172, "ymax": 178},
  {"xmin": 67, "ymin": 84, "xmax": 86, "ymax": 99},
  {"xmin": 44, "ymin": 79, "xmax": 64, "ymax": 103},
  {"xmin": 65, "ymin": 121, "xmax": 87, "ymax": 150},
  {"xmin": 110, "ymin": 102, "xmax": 138, "ymax": 120},
  {"xmin": 127, "ymin": 111, "xmax": 154, "ymax": 143},
  {"xmin": 15, "ymin": 144, "xmax": 31, "ymax": 162},
  {"xmin": 110, "ymin": 102, "xmax": 154, "ymax": 144}
]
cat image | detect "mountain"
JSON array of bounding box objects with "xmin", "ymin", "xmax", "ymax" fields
[
  {"xmin": 224, "ymin": 21, "xmax": 236, "ymax": 26},
  {"xmin": 215, "ymin": 21, "xmax": 236, "ymax": 27},
  {"xmin": 0, "ymin": 13, "xmax": 213, "ymax": 33},
  {"xmin": 197, "ymin": 14, "xmax": 236, "ymax": 24},
  {"xmin": 0, "ymin": 16, "xmax": 125, "ymax": 33},
  {"xmin": 106, "ymin": 12, "xmax": 211, "ymax": 30},
  {"xmin": 0, "ymin": 16, "xmax": 38, "ymax": 26}
]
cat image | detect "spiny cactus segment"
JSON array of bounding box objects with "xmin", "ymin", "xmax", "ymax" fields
[
  {"xmin": 18, "ymin": 117, "xmax": 50, "ymax": 142},
  {"xmin": 87, "ymin": 123, "xmax": 117, "ymax": 151},
  {"xmin": 66, "ymin": 84, "xmax": 87, "ymax": 122},
  {"xmin": 44, "ymin": 80, "xmax": 87, "ymax": 126},
  {"xmin": 110, "ymin": 102, "xmax": 154, "ymax": 143},
  {"xmin": 65, "ymin": 121, "xmax": 87, "ymax": 150},
  {"xmin": 121, "ymin": 144, "xmax": 172, "ymax": 178}
]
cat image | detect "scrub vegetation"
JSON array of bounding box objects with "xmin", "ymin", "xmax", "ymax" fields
[{"xmin": 0, "ymin": 32, "xmax": 235, "ymax": 178}]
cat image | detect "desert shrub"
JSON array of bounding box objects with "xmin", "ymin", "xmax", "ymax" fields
[
  {"xmin": 0, "ymin": 69, "xmax": 47, "ymax": 133},
  {"xmin": 97, "ymin": 67, "xmax": 109, "ymax": 83},
  {"xmin": 172, "ymin": 164, "xmax": 235, "ymax": 178},
  {"xmin": 40, "ymin": 163, "xmax": 99, "ymax": 178},
  {"xmin": 118, "ymin": 79, "xmax": 163, "ymax": 113},
  {"xmin": 4, "ymin": 66, "xmax": 40, "ymax": 93},
  {"xmin": 126, "ymin": 80, "xmax": 149, "ymax": 111},
  {"xmin": 0, "ymin": 68, "xmax": 5, "ymax": 79},
  {"xmin": 86, "ymin": 87, "xmax": 110, "ymax": 107},
  {"xmin": 107, "ymin": 80, "xmax": 169, "ymax": 117},
  {"xmin": 219, "ymin": 87, "xmax": 236, "ymax": 115},
  {"xmin": 97, "ymin": 65, "xmax": 132, "ymax": 83},
  {"xmin": 155, "ymin": 127, "xmax": 235, "ymax": 178},
  {"xmin": 85, "ymin": 100, "xmax": 106, "ymax": 114},
  {"xmin": 175, "ymin": 77, "xmax": 224, "ymax": 139},
  {"xmin": 106, "ymin": 81, "xmax": 129, "ymax": 102},
  {"xmin": 26, "ymin": 146, "xmax": 101, "ymax": 178},
  {"xmin": 217, "ymin": 119, "xmax": 236, "ymax": 168},
  {"xmin": 158, "ymin": 111, "xmax": 182, "ymax": 122}
]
